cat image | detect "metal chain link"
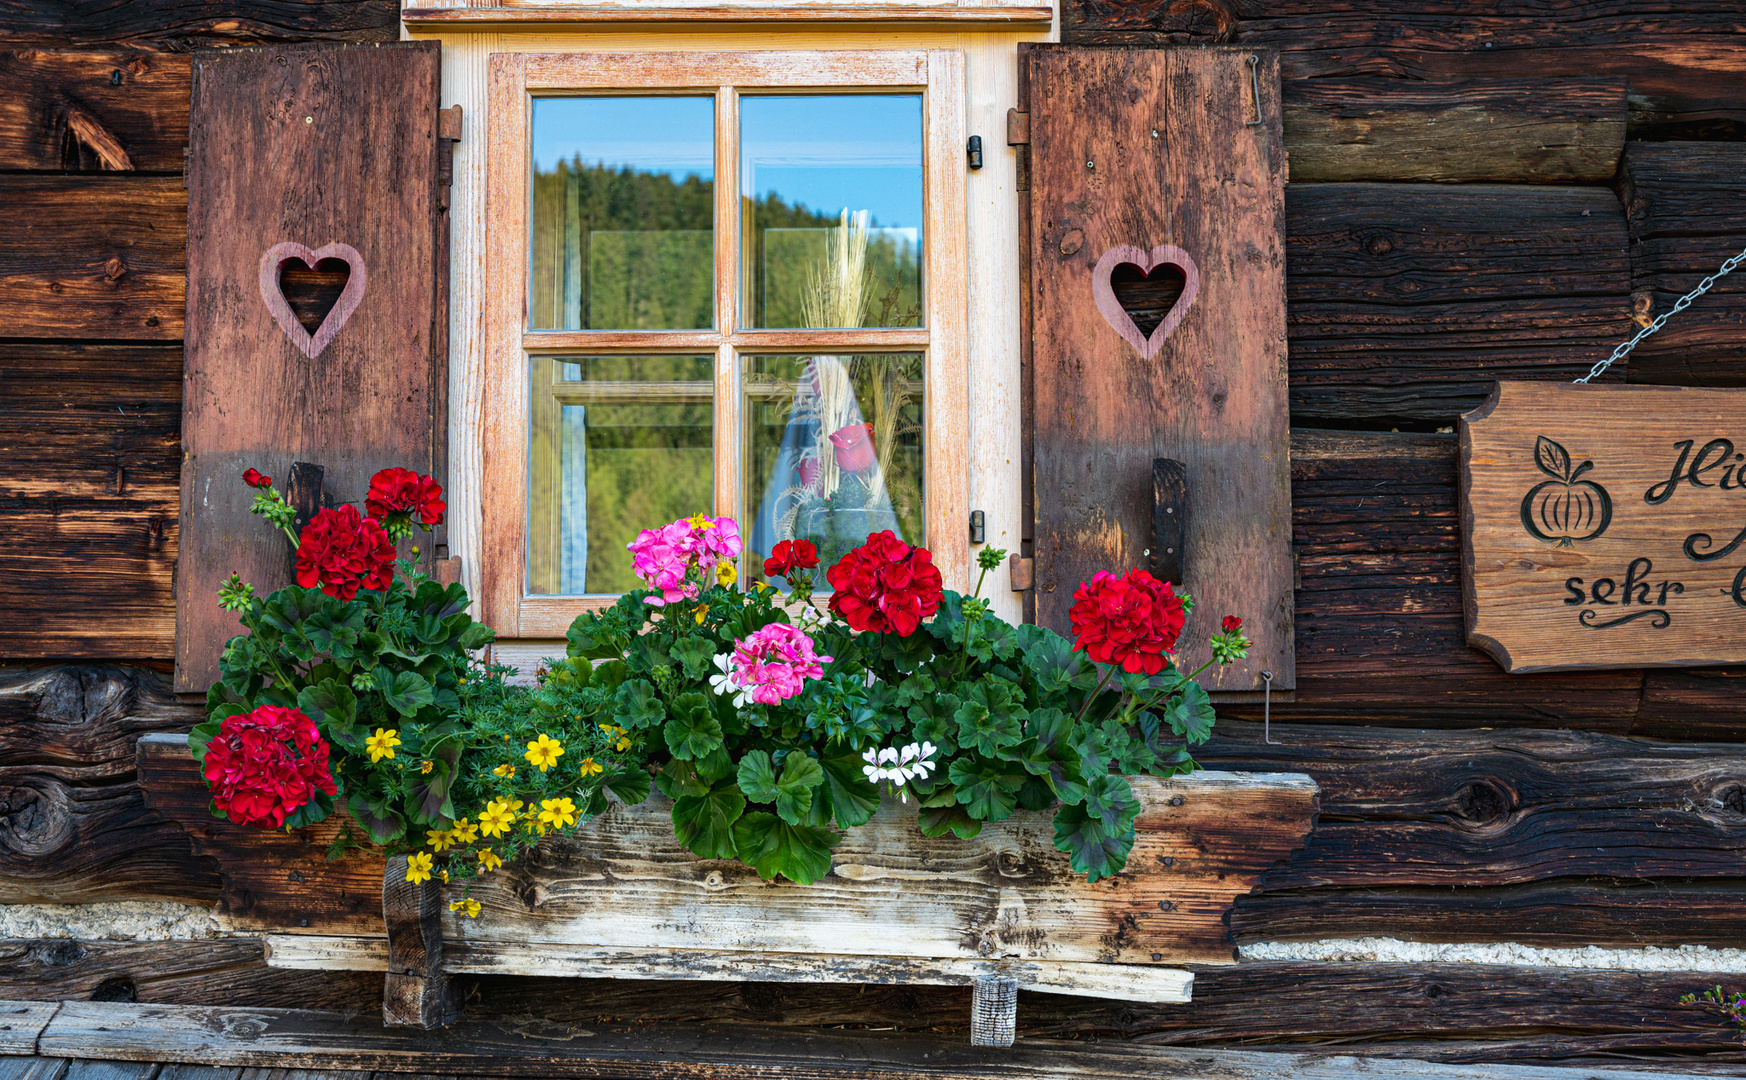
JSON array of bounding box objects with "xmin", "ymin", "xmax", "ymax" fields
[{"xmin": 1577, "ymin": 244, "xmax": 1746, "ymax": 383}]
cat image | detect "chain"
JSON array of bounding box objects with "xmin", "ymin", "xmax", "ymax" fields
[{"xmin": 1577, "ymin": 244, "xmax": 1746, "ymax": 383}]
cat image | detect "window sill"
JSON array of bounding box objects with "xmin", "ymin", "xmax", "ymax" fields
[{"xmin": 402, "ymin": 4, "xmax": 1054, "ymax": 30}]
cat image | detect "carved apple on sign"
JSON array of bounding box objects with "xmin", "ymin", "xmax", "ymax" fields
[{"xmin": 1520, "ymin": 436, "xmax": 1612, "ymax": 546}]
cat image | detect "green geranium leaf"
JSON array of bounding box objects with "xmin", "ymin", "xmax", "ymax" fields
[
  {"xmin": 187, "ymin": 716, "xmax": 229, "ymax": 761},
  {"xmin": 948, "ymin": 757, "xmax": 1024, "ymax": 822},
  {"xmin": 350, "ymin": 793, "xmax": 407, "ymax": 845},
  {"xmin": 1162, "ymin": 681, "xmax": 1217, "ymax": 744},
  {"xmin": 614, "ymin": 679, "xmax": 667, "ymax": 731},
  {"xmin": 304, "ymin": 605, "xmax": 364, "ymax": 660},
  {"xmin": 1052, "ymin": 802, "xmax": 1136, "ymax": 883},
  {"xmin": 737, "ymin": 750, "xmax": 824, "ymax": 825},
  {"xmin": 1014, "ymin": 623, "xmax": 1082, "ymax": 698},
  {"xmin": 816, "ymin": 751, "xmax": 881, "ymax": 829},
  {"xmin": 664, "ymin": 691, "xmax": 723, "ymax": 761},
  {"xmin": 918, "ymin": 803, "xmax": 984, "ymax": 840},
  {"xmin": 296, "ymin": 679, "xmax": 357, "ymax": 735},
  {"xmin": 669, "ymin": 635, "xmax": 718, "ymax": 681},
  {"xmin": 566, "ymin": 613, "xmax": 622, "ymax": 660},
  {"xmin": 1016, "ymin": 775, "xmax": 1055, "ymax": 811},
  {"xmin": 736, "ymin": 749, "xmax": 780, "ymax": 802},
  {"xmin": 457, "ymin": 622, "xmax": 495, "ymax": 651},
  {"xmin": 953, "ymin": 678, "xmax": 1027, "ymax": 756},
  {"xmin": 695, "ymin": 741, "xmax": 735, "ymax": 783},
  {"xmin": 1013, "ymin": 707, "xmax": 1087, "ymax": 806},
  {"xmin": 1082, "ymin": 773, "xmax": 1142, "ymax": 834},
  {"xmin": 281, "ymin": 790, "xmax": 335, "ymax": 830},
  {"xmin": 605, "ymin": 765, "xmax": 651, "ymax": 806},
  {"xmin": 892, "ymin": 672, "xmax": 937, "ymax": 708},
  {"xmin": 732, "ymin": 811, "xmax": 839, "ymax": 884},
  {"xmin": 375, "ymin": 668, "xmax": 434, "ymax": 718},
  {"xmin": 672, "ymin": 782, "xmax": 746, "ymax": 860},
  {"xmin": 655, "ymin": 758, "xmax": 710, "ymax": 799}
]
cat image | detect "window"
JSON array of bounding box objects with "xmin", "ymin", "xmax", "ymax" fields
[{"xmin": 482, "ymin": 51, "xmax": 967, "ymax": 637}]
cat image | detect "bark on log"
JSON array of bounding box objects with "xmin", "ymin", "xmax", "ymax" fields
[
  {"xmin": 1060, "ymin": 2, "xmax": 1746, "ymax": 138},
  {"xmin": 1618, "ymin": 142, "xmax": 1746, "ymax": 386},
  {"xmin": 0, "ymin": 345, "xmax": 181, "ymax": 660},
  {"xmin": 0, "ymin": 665, "xmax": 212, "ymax": 903},
  {"xmin": 1285, "ymin": 184, "xmax": 1631, "ymax": 424},
  {"xmin": 0, "ymin": 50, "xmax": 189, "ymax": 172},
  {"xmin": 0, "ymin": 1, "xmax": 399, "ymax": 50},
  {"xmin": 0, "ymin": 176, "xmax": 184, "ymax": 340},
  {"xmin": 1283, "ymin": 77, "xmax": 1626, "ymax": 184}
]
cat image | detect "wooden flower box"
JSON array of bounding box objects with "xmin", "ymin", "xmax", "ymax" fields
[{"xmin": 140, "ymin": 733, "xmax": 1317, "ymax": 1046}]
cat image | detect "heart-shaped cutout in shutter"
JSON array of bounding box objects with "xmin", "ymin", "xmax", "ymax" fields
[
  {"xmin": 258, "ymin": 241, "xmax": 368, "ymax": 360},
  {"xmin": 1091, "ymin": 244, "xmax": 1200, "ymax": 359}
]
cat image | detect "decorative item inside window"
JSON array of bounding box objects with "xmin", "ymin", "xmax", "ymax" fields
[{"xmin": 524, "ymin": 90, "xmax": 927, "ymax": 596}]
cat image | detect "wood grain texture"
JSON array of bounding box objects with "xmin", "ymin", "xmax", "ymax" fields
[
  {"xmin": 27, "ymin": 999, "xmax": 1743, "ymax": 1079},
  {"xmin": 0, "ymin": 50, "xmax": 189, "ymax": 172},
  {"xmin": 0, "ymin": 176, "xmax": 185, "ymax": 341},
  {"xmin": 0, "ymin": 345, "xmax": 180, "ymax": 659},
  {"xmin": 1460, "ymin": 382, "xmax": 1746, "ymax": 672},
  {"xmin": 1027, "ymin": 46, "xmax": 1294, "ymax": 692},
  {"xmin": 178, "ymin": 41, "xmax": 446, "ymax": 692},
  {"xmin": 1633, "ymin": 667, "xmax": 1746, "ymax": 741},
  {"xmin": 1618, "ymin": 142, "xmax": 1746, "ymax": 386},
  {"xmin": 0, "ymin": 1001, "xmax": 57, "ymax": 1056},
  {"xmin": 0, "ymin": 0, "xmax": 398, "ymax": 49},
  {"xmin": 1285, "ymin": 184, "xmax": 1631, "ymax": 424},
  {"xmin": 403, "ymin": 6, "xmax": 1056, "ymax": 27},
  {"xmin": 1058, "ymin": 1, "xmax": 1746, "ymax": 138},
  {"xmin": 0, "ymin": 667, "xmax": 213, "ymax": 904},
  {"xmin": 1282, "ymin": 77, "xmax": 1626, "ymax": 184}
]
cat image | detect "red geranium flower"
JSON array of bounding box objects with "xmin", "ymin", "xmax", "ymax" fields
[
  {"xmin": 1222, "ymin": 615, "xmax": 1243, "ymax": 634},
  {"xmin": 294, "ymin": 504, "xmax": 396, "ymax": 600},
  {"xmin": 764, "ymin": 538, "xmax": 820, "ymax": 580},
  {"xmin": 243, "ymin": 468, "xmax": 273, "ymax": 489},
  {"xmin": 365, "ymin": 467, "xmax": 446, "ymax": 535},
  {"xmin": 201, "ymin": 705, "xmax": 337, "ymax": 829},
  {"xmin": 1068, "ymin": 568, "xmax": 1186, "ymax": 675},
  {"xmin": 826, "ymin": 530, "xmax": 943, "ymax": 637},
  {"xmin": 829, "ymin": 423, "xmax": 877, "ymax": 472}
]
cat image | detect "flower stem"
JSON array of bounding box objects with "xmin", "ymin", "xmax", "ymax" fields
[{"xmin": 1074, "ymin": 665, "xmax": 1117, "ymax": 724}]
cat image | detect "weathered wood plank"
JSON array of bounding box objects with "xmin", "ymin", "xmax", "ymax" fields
[
  {"xmin": 1027, "ymin": 45, "xmax": 1295, "ymax": 691},
  {"xmin": 0, "ymin": 1000, "xmax": 58, "ymax": 1055},
  {"xmin": 0, "ymin": 504, "xmax": 176, "ymax": 660},
  {"xmin": 1283, "ymin": 77, "xmax": 1626, "ymax": 184},
  {"xmin": 1285, "ymin": 184, "xmax": 1631, "ymax": 424},
  {"xmin": 0, "ymin": 176, "xmax": 184, "ymax": 341},
  {"xmin": 1059, "ymin": 3, "xmax": 1746, "ymax": 138},
  {"xmin": 1618, "ymin": 142, "xmax": 1746, "ymax": 386},
  {"xmin": 28, "ymin": 999, "xmax": 1738, "ymax": 1079},
  {"xmin": 60, "ymin": 1062, "xmax": 156, "ymax": 1080},
  {"xmin": 1276, "ymin": 430, "xmax": 1646, "ymax": 725},
  {"xmin": 0, "ymin": 1059, "xmax": 68, "ymax": 1080},
  {"xmin": 0, "ymin": 668, "xmax": 212, "ymax": 903},
  {"xmin": 0, "ymin": 50, "xmax": 189, "ymax": 172},
  {"xmin": 1197, "ymin": 721, "xmax": 1746, "ymax": 890},
  {"xmin": 0, "ymin": 1, "xmax": 398, "ymax": 49},
  {"xmin": 0, "ymin": 939, "xmax": 379, "ymax": 1012},
  {"xmin": 1633, "ymin": 668, "xmax": 1746, "ymax": 742},
  {"xmin": 265, "ymin": 936, "xmax": 1196, "ymax": 1003}
]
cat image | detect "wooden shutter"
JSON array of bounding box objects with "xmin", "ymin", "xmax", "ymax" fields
[
  {"xmin": 1023, "ymin": 46, "xmax": 1294, "ymax": 694},
  {"xmin": 177, "ymin": 42, "xmax": 449, "ymax": 692}
]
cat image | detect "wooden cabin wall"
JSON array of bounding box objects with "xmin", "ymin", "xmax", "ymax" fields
[{"xmin": 3, "ymin": 1, "xmax": 1746, "ymax": 1072}]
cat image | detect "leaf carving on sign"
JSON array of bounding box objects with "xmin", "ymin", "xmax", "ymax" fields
[
  {"xmin": 259, "ymin": 241, "xmax": 368, "ymax": 360},
  {"xmin": 1520, "ymin": 435, "xmax": 1613, "ymax": 547},
  {"xmin": 1090, "ymin": 244, "xmax": 1199, "ymax": 360}
]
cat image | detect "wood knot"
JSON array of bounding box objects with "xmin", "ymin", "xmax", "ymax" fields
[
  {"xmin": 1717, "ymin": 785, "xmax": 1746, "ymax": 816},
  {"xmin": 1059, "ymin": 228, "xmax": 1085, "ymax": 257},
  {"xmin": 1453, "ymin": 779, "xmax": 1512, "ymax": 825},
  {"xmin": 103, "ymin": 257, "xmax": 128, "ymax": 281},
  {"xmin": 1364, "ymin": 234, "xmax": 1395, "ymax": 257},
  {"xmin": 704, "ymin": 870, "xmax": 727, "ymax": 890},
  {"xmin": 1168, "ymin": 795, "xmax": 1184, "ymax": 806}
]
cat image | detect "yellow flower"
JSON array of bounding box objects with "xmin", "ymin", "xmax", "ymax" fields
[
  {"xmin": 716, "ymin": 561, "xmax": 738, "ymax": 586},
  {"xmin": 577, "ymin": 756, "xmax": 603, "ymax": 779},
  {"xmin": 420, "ymin": 759, "xmax": 434, "ymax": 774},
  {"xmin": 426, "ymin": 828, "xmax": 454, "ymax": 852},
  {"xmin": 478, "ymin": 799, "xmax": 515, "ymax": 838},
  {"xmin": 694, "ymin": 607, "xmax": 708, "ymax": 625},
  {"xmin": 450, "ymin": 818, "xmax": 479, "ymax": 845},
  {"xmin": 449, "ymin": 898, "xmax": 482, "ymax": 918},
  {"xmin": 365, "ymin": 728, "xmax": 401, "ymax": 764},
  {"xmin": 686, "ymin": 513, "xmax": 713, "ymax": 530},
  {"xmin": 477, "ymin": 848, "xmax": 503, "ymax": 872},
  {"xmin": 440, "ymin": 869, "xmax": 450, "ymax": 884},
  {"xmin": 525, "ymin": 733, "xmax": 565, "ymax": 772},
  {"xmin": 539, "ymin": 797, "xmax": 578, "ymax": 830},
  {"xmin": 599, "ymin": 723, "xmax": 632, "ymax": 753},
  {"xmin": 405, "ymin": 852, "xmax": 433, "ymax": 883},
  {"xmin": 493, "ymin": 763, "xmax": 515, "ymax": 779}
]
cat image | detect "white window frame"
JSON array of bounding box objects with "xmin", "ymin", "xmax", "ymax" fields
[{"xmin": 479, "ymin": 49, "xmax": 968, "ymax": 637}]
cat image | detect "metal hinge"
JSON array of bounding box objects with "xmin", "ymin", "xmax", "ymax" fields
[
  {"xmin": 1009, "ymin": 556, "xmax": 1035, "ymax": 592},
  {"xmin": 438, "ymin": 106, "xmax": 463, "ymax": 208},
  {"xmin": 1005, "ymin": 108, "xmax": 1029, "ymax": 145}
]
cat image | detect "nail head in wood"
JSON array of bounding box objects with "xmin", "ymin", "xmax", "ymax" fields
[{"xmin": 971, "ymin": 974, "xmax": 1018, "ymax": 1047}]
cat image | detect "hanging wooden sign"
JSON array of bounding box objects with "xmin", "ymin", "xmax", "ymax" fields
[{"xmin": 1461, "ymin": 381, "xmax": 1746, "ymax": 672}]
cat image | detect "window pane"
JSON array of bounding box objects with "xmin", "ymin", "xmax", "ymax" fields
[
  {"xmin": 741, "ymin": 96, "xmax": 923, "ymax": 329},
  {"xmin": 528, "ymin": 356, "xmax": 714, "ymax": 595},
  {"xmin": 743, "ymin": 354, "xmax": 924, "ymax": 583},
  {"xmin": 530, "ymin": 97, "xmax": 715, "ymax": 330}
]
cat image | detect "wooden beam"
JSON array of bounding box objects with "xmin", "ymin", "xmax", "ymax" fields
[
  {"xmin": 25, "ymin": 999, "xmax": 1739, "ymax": 1079},
  {"xmin": 0, "ymin": 1, "xmax": 397, "ymax": 49},
  {"xmin": 0, "ymin": 938, "xmax": 379, "ymax": 1012},
  {"xmin": 0, "ymin": 1001, "xmax": 57, "ymax": 1055},
  {"xmin": 1282, "ymin": 77, "xmax": 1626, "ymax": 184},
  {"xmin": 0, "ymin": 51, "xmax": 189, "ymax": 173},
  {"xmin": 402, "ymin": 5, "xmax": 1054, "ymax": 28},
  {"xmin": 0, "ymin": 177, "xmax": 184, "ymax": 341}
]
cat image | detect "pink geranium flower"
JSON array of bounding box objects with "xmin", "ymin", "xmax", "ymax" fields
[
  {"xmin": 728, "ymin": 623, "xmax": 831, "ymax": 706},
  {"xmin": 627, "ymin": 521, "xmax": 698, "ymax": 606}
]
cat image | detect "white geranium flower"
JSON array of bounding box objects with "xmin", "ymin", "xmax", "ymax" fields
[
  {"xmin": 708, "ymin": 652, "xmax": 753, "ymax": 708},
  {"xmin": 899, "ymin": 741, "xmax": 938, "ymax": 782},
  {"xmin": 862, "ymin": 746, "xmax": 884, "ymax": 782}
]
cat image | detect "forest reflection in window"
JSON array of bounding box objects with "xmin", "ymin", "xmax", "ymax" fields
[
  {"xmin": 529, "ymin": 96, "xmax": 715, "ymax": 330},
  {"xmin": 527, "ymin": 356, "xmax": 714, "ymax": 595}
]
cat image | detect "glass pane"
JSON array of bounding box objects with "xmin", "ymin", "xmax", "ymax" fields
[
  {"xmin": 530, "ymin": 97, "xmax": 715, "ymax": 330},
  {"xmin": 741, "ymin": 95, "xmax": 923, "ymax": 329},
  {"xmin": 743, "ymin": 353, "xmax": 924, "ymax": 585},
  {"xmin": 528, "ymin": 356, "xmax": 714, "ymax": 595}
]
